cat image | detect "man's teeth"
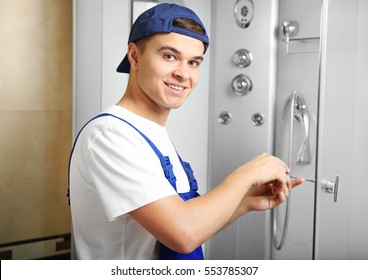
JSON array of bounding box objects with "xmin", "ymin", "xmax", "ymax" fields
[{"xmin": 168, "ymin": 84, "xmax": 184, "ymax": 90}]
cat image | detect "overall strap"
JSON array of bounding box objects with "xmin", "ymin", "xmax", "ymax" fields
[{"xmin": 179, "ymin": 156, "xmax": 198, "ymax": 193}]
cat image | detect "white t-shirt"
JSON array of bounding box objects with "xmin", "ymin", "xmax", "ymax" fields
[{"xmin": 69, "ymin": 105, "xmax": 190, "ymax": 259}]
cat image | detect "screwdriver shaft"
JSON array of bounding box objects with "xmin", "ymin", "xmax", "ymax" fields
[{"xmin": 289, "ymin": 175, "xmax": 316, "ymax": 183}]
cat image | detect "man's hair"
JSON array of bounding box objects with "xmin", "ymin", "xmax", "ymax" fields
[
  {"xmin": 172, "ymin": 18, "xmax": 205, "ymax": 35},
  {"xmin": 135, "ymin": 17, "xmax": 205, "ymax": 52}
]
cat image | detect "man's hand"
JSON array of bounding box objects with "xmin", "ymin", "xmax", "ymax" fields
[{"xmin": 242, "ymin": 177, "xmax": 305, "ymax": 212}]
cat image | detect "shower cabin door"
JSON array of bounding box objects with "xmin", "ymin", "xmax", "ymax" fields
[
  {"xmin": 314, "ymin": 0, "xmax": 363, "ymax": 259},
  {"xmin": 274, "ymin": 0, "xmax": 367, "ymax": 260},
  {"xmin": 272, "ymin": 0, "xmax": 321, "ymax": 260}
]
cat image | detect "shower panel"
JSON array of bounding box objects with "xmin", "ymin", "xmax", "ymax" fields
[
  {"xmin": 207, "ymin": 0, "xmax": 321, "ymax": 259},
  {"xmin": 207, "ymin": 0, "xmax": 278, "ymax": 259}
]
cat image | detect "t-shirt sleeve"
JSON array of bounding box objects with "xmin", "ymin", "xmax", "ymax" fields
[{"xmin": 83, "ymin": 121, "xmax": 177, "ymax": 221}]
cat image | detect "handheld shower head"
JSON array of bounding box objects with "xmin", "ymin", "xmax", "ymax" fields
[
  {"xmin": 294, "ymin": 94, "xmax": 311, "ymax": 165},
  {"xmin": 297, "ymin": 112, "xmax": 311, "ymax": 164}
]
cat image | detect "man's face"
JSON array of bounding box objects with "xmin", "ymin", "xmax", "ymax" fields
[{"xmin": 133, "ymin": 32, "xmax": 205, "ymax": 112}]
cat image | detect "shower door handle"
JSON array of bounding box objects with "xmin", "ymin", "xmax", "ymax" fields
[{"xmin": 321, "ymin": 175, "xmax": 339, "ymax": 202}]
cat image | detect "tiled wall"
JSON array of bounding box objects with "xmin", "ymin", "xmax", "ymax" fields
[{"xmin": 0, "ymin": 0, "xmax": 72, "ymax": 259}]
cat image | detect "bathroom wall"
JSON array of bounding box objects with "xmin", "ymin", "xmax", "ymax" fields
[{"xmin": 0, "ymin": 0, "xmax": 72, "ymax": 259}]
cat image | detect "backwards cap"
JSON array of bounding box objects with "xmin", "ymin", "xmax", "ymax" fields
[{"xmin": 117, "ymin": 3, "xmax": 209, "ymax": 73}]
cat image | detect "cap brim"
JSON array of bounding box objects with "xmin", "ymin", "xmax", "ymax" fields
[{"xmin": 116, "ymin": 55, "xmax": 130, "ymax": 73}]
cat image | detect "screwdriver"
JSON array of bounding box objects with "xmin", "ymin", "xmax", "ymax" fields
[{"xmin": 289, "ymin": 174, "xmax": 316, "ymax": 183}]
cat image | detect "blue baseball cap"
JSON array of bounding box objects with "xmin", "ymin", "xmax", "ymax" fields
[{"xmin": 117, "ymin": 3, "xmax": 209, "ymax": 73}]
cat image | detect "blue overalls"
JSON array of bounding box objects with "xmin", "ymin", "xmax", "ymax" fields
[{"xmin": 67, "ymin": 113, "xmax": 204, "ymax": 260}]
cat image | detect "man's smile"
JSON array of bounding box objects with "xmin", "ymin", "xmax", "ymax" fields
[{"xmin": 165, "ymin": 82, "xmax": 186, "ymax": 91}]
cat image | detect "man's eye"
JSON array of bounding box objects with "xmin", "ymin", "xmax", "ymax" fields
[
  {"xmin": 189, "ymin": 60, "xmax": 201, "ymax": 67},
  {"xmin": 164, "ymin": 54, "xmax": 175, "ymax": 60}
]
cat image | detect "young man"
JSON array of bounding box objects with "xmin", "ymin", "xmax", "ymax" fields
[{"xmin": 68, "ymin": 3, "xmax": 304, "ymax": 260}]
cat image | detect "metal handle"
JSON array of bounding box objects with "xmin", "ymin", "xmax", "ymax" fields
[{"xmin": 321, "ymin": 175, "xmax": 339, "ymax": 202}]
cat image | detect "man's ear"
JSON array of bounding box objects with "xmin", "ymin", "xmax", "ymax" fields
[{"xmin": 127, "ymin": 43, "xmax": 139, "ymax": 71}]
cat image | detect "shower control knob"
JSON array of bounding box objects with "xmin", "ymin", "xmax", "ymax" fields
[
  {"xmin": 233, "ymin": 49, "xmax": 252, "ymax": 68},
  {"xmin": 232, "ymin": 74, "xmax": 253, "ymax": 96}
]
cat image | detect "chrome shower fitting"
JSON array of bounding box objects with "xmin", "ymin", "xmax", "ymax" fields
[
  {"xmin": 294, "ymin": 93, "xmax": 311, "ymax": 165},
  {"xmin": 233, "ymin": 49, "xmax": 253, "ymax": 68},
  {"xmin": 282, "ymin": 21, "xmax": 299, "ymax": 43},
  {"xmin": 282, "ymin": 21, "xmax": 299, "ymax": 53},
  {"xmin": 231, "ymin": 74, "xmax": 253, "ymax": 96}
]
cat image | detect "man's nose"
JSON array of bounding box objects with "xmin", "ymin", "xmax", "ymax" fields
[{"xmin": 173, "ymin": 62, "xmax": 190, "ymax": 80}]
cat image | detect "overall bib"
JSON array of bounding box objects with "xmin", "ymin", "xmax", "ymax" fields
[{"xmin": 67, "ymin": 113, "xmax": 204, "ymax": 260}]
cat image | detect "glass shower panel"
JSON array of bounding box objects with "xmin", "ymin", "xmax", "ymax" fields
[
  {"xmin": 315, "ymin": 0, "xmax": 360, "ymax": 259},
  {"xmin": 271, "ymin": 0, "xmax": 322, "ymax": 259}
]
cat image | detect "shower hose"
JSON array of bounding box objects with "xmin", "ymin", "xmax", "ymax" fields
[{"xmin": 272, "ymin": 91, "xmax": 297, "ymax": 250}]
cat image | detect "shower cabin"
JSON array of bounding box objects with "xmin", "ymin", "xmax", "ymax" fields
[
  {"xmin": 73, "ymin": 0, "xmax": 368, "ymax": 259},
  {"xmin": 207, "ymin": 0, "xmax": 367, "ymax": 260}
]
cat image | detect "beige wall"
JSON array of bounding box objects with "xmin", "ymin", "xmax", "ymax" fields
[{"xmin": 0, "ymin": 0, "xmax": 72, "ymax": 259}]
